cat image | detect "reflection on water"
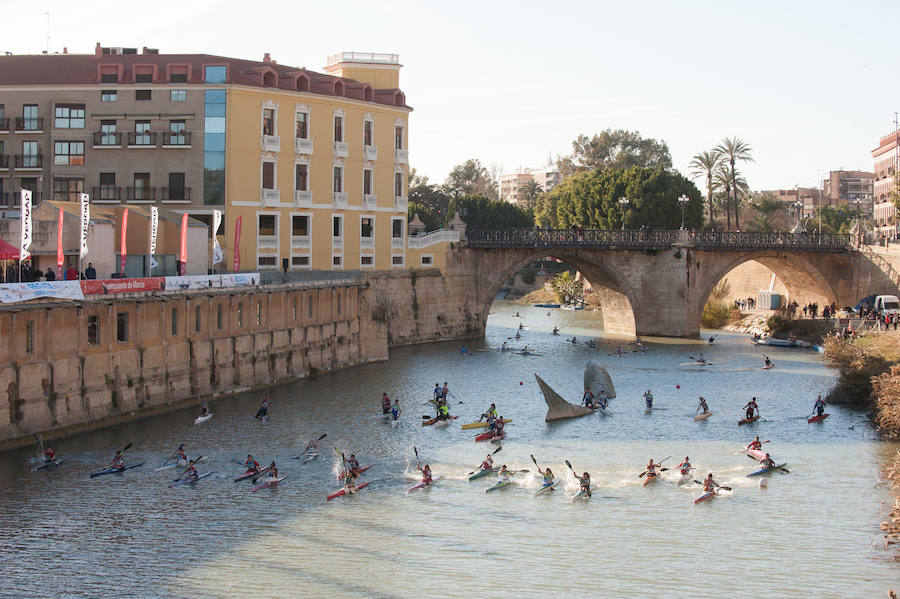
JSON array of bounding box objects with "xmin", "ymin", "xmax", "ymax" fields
[{"xmin": 1, "ymin": 300, "xmax": 897, "ymax": 598}]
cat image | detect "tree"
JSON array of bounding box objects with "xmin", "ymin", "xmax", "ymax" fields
[
  {"xmin": 407, "ymin": 201, "xmax": 440, "ymax": 231},
  {"xmin": 747, "ymin": 192, "xmax": 782, "ymax": 232},
  {"xmin": 712, "ymin": 164, "xmax": 733, "ymax": 230},
  {"xmin": 408, "ymin": 167, "xmax": 429, "ymax": 188},
  {"xmin": 688, "ymin": 150, "xmax": 722, "ymax": 228},
  {"xmin": 557, "ymin": 129, "xmax": 672, "ymax": 177},
  {"xmin": 445, "ymin": 194, "xmax": 533, "ymax": 229},
  {"xmin": 520, "ymin": 179, "xmax": 543, "ymax": 210},
  {"xmin": 444, "ymin": 159, "xmax": 498, "ymax": 200},
  {"xmin": 535, "ymin": 167, "xmax": 703, "ymax": 230},
  {"xmin": 806, "ymin": 204, "xmax": 854, "ymax": 234},
  {"xmin": 714, "ymin": 137, "xmax": 754, "ymax": 230},
  {"xmin": 549, "ymin": 270, "xmax": 583, "ymax": 305},
  {"xmin": 409, "ymin": 182, "xmax": 451, "ymax": 219}
]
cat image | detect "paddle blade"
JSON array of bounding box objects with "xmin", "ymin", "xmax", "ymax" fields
[
  {"xmin": 318, "ymin": 433, "xmax": 327, "ymax": 441},
  {"xmin": 493, "ymin": 446, "xmax": 502, "ymax": 455},
  {"xmin": 530, "ymin": 454, "xmax": 538, "ymax": 466},
  {"xmin": 565, "ymin": 459, "xmax": 573, "ymax": 472},
  {"xmin": 414, "ymin": 446, "xmax": 419, "ymax": 460},
  {"xmin": 122, "ymin": 443, "xmax": 133, "ymax": 453}
]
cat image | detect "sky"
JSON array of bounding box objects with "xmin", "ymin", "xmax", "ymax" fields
[{"xmin": 2, "ymin": 0, "xmax": 898, "ymax": 191}]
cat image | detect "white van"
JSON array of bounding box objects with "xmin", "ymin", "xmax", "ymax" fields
[{"xmin": 874, "ymin": 295, "xmax": 900, "ymax": 316}]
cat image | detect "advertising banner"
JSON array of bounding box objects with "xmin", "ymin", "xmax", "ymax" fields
[
  {"xmin": 120, "ymin": 208, "xmax": 129, "ymax": 275},
  {"xmin": 149, "ymin": 206, "xmax": 159, "ymax": 271},
  {"xmin": 220, "ymin": 273, "xmax": 260, "ymax": 287},
  {"xmin": 163, "ymin": 275, "xmax": 223, "ymax": 290},
  {"xmin": 81, "ymin": 277, "xmax": 165, "ymax": 296},
  {"xmin": 212, "ymin": 209, "xmax": 223, "ymax": 264},
  {"xmin": 179, "ymin": 212, "xmax": 188, "ymax": 275},
  {"xmin": 79, "ymin": 193, "xmax": 90, "ymax": 258},
  {"xmin": 20, "ymin": 190, "xmax": 32, "ymax": 262},
  {"xmin": 233, "ymin": 216, "xmax": 242, "ymax": 272},
  {"xmin": 0, "ymin": 281, "xmax": 85, "ymax": 304},
  {"xmin": 56, "ymin": 207, "xmax": 64, "ymax": 279}
]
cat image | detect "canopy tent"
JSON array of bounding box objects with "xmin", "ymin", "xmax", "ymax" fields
[{"xmin": 0, "ymin": 238, "xmax": 20, "ymax": 260}]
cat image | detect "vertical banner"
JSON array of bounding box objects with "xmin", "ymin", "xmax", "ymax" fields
[
  {"xmin": 120, "ymin": 208, "xmax": 129, "ymax": 275},
  {"xmin": 56, "ymin": 207, "xmax": 64, "ymax": 279},
  {"xmin": 212, "ymin": 209, "xmax": 224, "ymax": 264},
  {"xmin": 20, "ymin": 190, "xmax": 33, "ymax": 262},
  {"xmin": 149, "ymin": 206, "xmax": 159, "ymax": 273},
  {"xmin": 233, "ymin": 215, "xmax": 242, "ymax": 272},
  {"xmin": 79, "ymin": 193, "xmax": 90, "ymax": 259},
  {"xmin": 179, "ymin": 213, "xmax": 188, "ymax": 275}
]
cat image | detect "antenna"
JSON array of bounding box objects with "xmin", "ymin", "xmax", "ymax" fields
[{"xmin": 42, "ymin": 11, "xmax": 50, "ymax": 53}]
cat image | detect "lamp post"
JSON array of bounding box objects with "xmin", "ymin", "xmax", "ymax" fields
[
  {"xmin": 853, "ymin": 197, "xmax": 862, "ymax": 248},
  {"xmin": 618, "ymin": 196, "xmax": 629, "ymax": 231},
  {"xmin": 678, "ymin": 194, "xmax": 690, "ymax": 230}
]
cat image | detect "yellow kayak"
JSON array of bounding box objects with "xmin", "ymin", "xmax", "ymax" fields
[{"xmin": 461, "ymin": 419, "xmax": 513, "ymax": 430}]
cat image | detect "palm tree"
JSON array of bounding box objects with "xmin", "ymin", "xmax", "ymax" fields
[
  {"xmin": 521, "ymin": 179, "xmax": 543, "ymax": 210},
  {"xmin": 689, "ymin": 150, "xmax": 722, "ymax": 228},
  {"xmin": 712, "ymin": 164, "xmax": 733, "ymax": 229},
  {"xmin": 714, "ymin": 137, "xmax": 754, "ymax": 230}
]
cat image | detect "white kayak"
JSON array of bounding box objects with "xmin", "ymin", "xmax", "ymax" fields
[
  {"xmin": 693, "ymin": 411, "xmax": 713, "ymax": 421},
  {"xmin": 194, "ymin": 413, "xmax": 213, "ymax": 425}
]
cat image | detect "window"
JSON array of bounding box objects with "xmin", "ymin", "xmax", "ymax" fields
[
  {"xmin": 195, "ymin": 305, "xmax": 201, "ymax": 333},
  {"xmin": 364, "ymin": 120, "xmax": 373, "ymax": 146},
  {"xmin": 133, "ymin": 173, "xmax": 150, "ymax": 200},
  {"xmin": 392, "ymin": 218, "xmax": 403, "ymax": 238},
  {"xmin": 392, "ymin": 256, "xmax": 404, "ymax": 266},
  {"xmin": 23, "ymin": 105, "xmax": 40, "ymax": 130},
  {"xmin": 53, "ymin": 141, "xmax": 85, "ymax": 165},
  {"xmin": 395, "ymin": 125, "xmax": 403, "ymax": 150},
  {"xmin": 295, "ymin": 164, "xmax": 308, "ymax": 191},
  {"xmin": 332, "ymin": 255, "xmax": 342, "ymax": 267},
  {"xmin": 135, "ymin": 73, "xmax": 153, "ymax": 84},
  {"xmin": 170, "ymin": 89, "xmax": 187, "ymax": 102},
  {"xmin": 100, "ymin": 120, "xmax": 118, "ymax": 145},
  {"xmin": 101, "ymin": 73, "xmax": 118, "ymax": 84},
  {"xmin": 258, "ymin": 214, "xmax": 276, "ymax": 236},
  {"xmin": 296, "ymin": 112, "xmax": 308, "ymax": 139},
  {"xmin": 204, "ymin": 89, "xmax": 227, "ymax": 205},
  {"xmin": 171, "ymin": 307, "xmax": 178, "ymax": 336},
  {"xmin": 237, "ymin": 303, "xmax": 243, "ymax": 327},
  {"xmin": 135, "ymin": 90, "xmax": 152, "ymax": 101},
  {"xmin": 54, "ymin": 105, "xmax": 85, "ymax": 129},
  {"xmin": 54, "ymin": 178, "xmax": 83, "ymax": 202},
  {"xmin": 292, "ymin": 256, "xmax": 310, "ymax": 267},
  {"xmin": 292, "ymin": 215, "xmax": 309, "ymax": 236},
  {"xmin": 99, "ymin": 172, "xmax": 117, "ymax": 200},
  {"xmin": 262, "ymin": 162, "xmax": 275, "ymax": 189},
  {"xmin": 333, "ymin": 115, "xmax": 343, "ymax": 142},
  {"xmin": 217, "ymin": 304, "xmax": 223, "ymax": 330},
  {"xmin": 292, "ymin": 298, "xmax": 297, "ymax": 320},
  {"xmin": 337, "ymin": 293, "xmax": 341, "ymax": 314},
  {"xmin": 87, "ymin": 315, "xmax": 99, "ymax": 345},
  {"xmin": 332, "ymin": 215, "xmax": 343, "ymax": 238},
  {"xmin": 169, "ymin": 120, "xmax": 186, "ymax": 144},
  {"xmin": 263, "ymin": 109, "xmax": 275, "ymax": 136},
  {"xmin": 25, "ymin": 320, "xmax": 33, "ymax": 354},
  {"xmin": 116, "ymin": 312, "xmax": 128, "ymax": 342},
  {"xmin": 421, "ymin": 255, "xmax": 433, "ymax": 266},
  {"xmin": 394, "ymin": 172, "xmax": 404, "ymax": 197},
  {"xmin": 256, "ymin": 302, "xmax": 262, "ymax": 325},
  {"xmin": 363, "ymin": 169, "xmax": 373, "ymax": 195},
  {"xmin": 361, "ymin": 217, "xmax": 373, "ymax": 239},
  {"xmin": 22, "ymin": 141, "xmax": 39, "ymax": 168},
  {"xmin": 134, "ymin": 121, "xmax": 151, "ymax": 145},
  {"xmin": 170, "ymin": 72, "xmax": 188, "ymax": 84},
  {"xmin": 361, "ymin": 256, "xmax": 374, "ymax": 266},
  {"xmin": 168, "ymin": 172, "xmax": 186, "ymax": 201},
  {"xmin": 205, "ymin": 65, "xmax": 227, "ymax": 83},
  {"xmin": 308, "ymin": 295, "xmax": 313, "ymax": 318},
  {"xmin": 333, "ymin": 167, "xmax": 343, "ymax": 193},
  {"xmin": 259, "ymin": 256, "xmax": 276, "ymax": 267}
]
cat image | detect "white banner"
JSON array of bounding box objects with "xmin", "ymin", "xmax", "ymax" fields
[
  {"xmin": 79, "ymin": 193, "xmax": 90, "ymax": 258},
  {"xmin": 0, "ymin": 281, "xmax": 85, "ymax": 304},
  {"xmin": 212, "ymin": 209, "xmax": 224, "ymax": 264},
  {"xmin": 163, "ymin": 275, "xmax": 224, "ymax": 291},
  {"xmin": 149, "ymin": 206, "xmax": 159, "ymax": 270},
  {"xmin": 220, "ymin": 273, "xmax": 260, "ymax": 287},
  {"xmin": 20, "ymin": 190, "xmax": 32, "ymax": 261}
]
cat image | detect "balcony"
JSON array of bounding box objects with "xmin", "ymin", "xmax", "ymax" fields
[
  {"xmin": 162, "ymin": 132, "xmax": 192, "ymax": 148},
  {"xmin": 363, "ymin": 145, "xmax": 378, "ymax": 161},
  {"xmin": 93, "ymin": 131, "xmax": 122, "ymax": 148},
  {"xmin": 15, "ymin": 154, "xmax": 43, "ymax": 170},
  {"xmin": 15, "ymin": 117, "xmax": 44, "ymax": 133},
  {"xmin": 162, "ymin": 187, "xmax": 191, "ymax": 203},
  {"xmin": 333, "ymin": 141, "xmax": 348, "ymax": 158},
  {"xmin": 127, "ymin": 131, "xmax": 157, "ymax": 147},
  {"xmin": 394, "ymin": 148, "xmax": 408, "ymax": 164},
  {"xmin": 258, "ymin": 235, "xmax": 277, "ymax": 249},
  {"xmin": 332, "ymin": 191, "xmax": 348, "ymax": 208},
  {"xmin": 126, "ymin": 187, "xmax": 156, "ymax": 202},
  {"xmin": 0, "ymin": 155, "xmax": 8, "ymax": 169},
  {"xmin": 294, "ymin": 190, "xmax": 312, "ymax": 207},
  {"xmin": 360, "ymin": 237, "xmax": 374, "ymax": 250},
  {"xmin": 295, "ymin": 138, "xmax": 314, "ymax": 155},
  {"xmin": 260, "ymin": 188, "xmax": 280, "ymax": 206},
  {"xmin": 0, "ymin": 118, "xmax": 9, "ymax": 132},
  {"xmin": 363, "ymin": 193, "xmax": 378, "ymax": 210},
  {"xmin": 391, "ymin": 237, "xmax": 404, "ymax": 250},
  {"xmin": 291, "ymin": 235, "xmax": 311, "ymax": 250},
  {"xmin": 261, "ymin": 134, "xmax": 281, "ymax": 152},
  {"xmin": 332, "ymin": 236, "xmax": 343, "ymax": 250},
  {"xmin": 92, "ymin": 186, "xmax": 122, "ymax": 203},
  {"xmin": 0, "ymin": 192, "xmax": 8, "ymax": 207},
  {"xmin": 394, "ymin": 195, "xmax": 408, "ymax": 212}
]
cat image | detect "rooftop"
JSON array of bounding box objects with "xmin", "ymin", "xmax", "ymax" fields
[{"xmin": 326, "ymin": 52, "xmax": 401, "ymax": 66}]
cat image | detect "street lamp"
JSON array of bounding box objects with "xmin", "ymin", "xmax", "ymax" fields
[
  {"xmin": 853, "ymin": 197, "xmax": 862, "ymax": 248},
  {"xmin": 678, "ymin": 194, "xmax": 690, "ymax": 230},
  {"xmin": 618, "ymin": 196, "xmax": 629, "ymax": 231}
]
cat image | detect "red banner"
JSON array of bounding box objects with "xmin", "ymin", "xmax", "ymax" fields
[
  {"xmin": 81, "ymin": 277, "xmax": 164, "ymax": 296},
  {"xmin": 56, "ymin": 207, "xmax": 64, "ymax": 279},
  {"xmin": 233, "ymin": 216, "xmax": 242, "ymax": 272},
  {"xmin": 120, "ymin": 208, "xmax": 129, "ymax": 275},
  {"xmin": 179, "ymin": 213, "xmax": 188, "ymax": 275}
]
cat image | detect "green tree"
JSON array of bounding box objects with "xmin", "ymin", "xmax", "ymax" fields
[
  {"xmin": 714, "ymin": 137, "xmax": 754, "ymax": 230},
  {"xmin": 409, "ymin": 183, "xmax": 451, "ymax": 219},
  {"xmin": 557, "ymin": 129, "xmax": 672, "ymax": 178},
  {"xmin": 688, "ymin": 150, "xmax": 722, "ymax": 228},
  {"xmin": 549, "ymin": 270, "xmax": 583, "ymax": 305},
  {"xmin": 807, "ymin": 204, "xmax": 854, "ymax": 234},
  {"xmin": 407, "ymin": 201, "xmax": 440, "ymax": 231},
  {"xmin": 520, "ymin": 179, "xmax": 543, "ymax": 210},
  {"xmin": 446, "ymin": 194, "xmax": 533, "ymax": 229},
  {"xmin": 747, "ymin": 192, "xmax": 782, "ymax": 232},
  {"xmin": 444, "ymin": 159, "xmax": 498, "ymax": 200}
]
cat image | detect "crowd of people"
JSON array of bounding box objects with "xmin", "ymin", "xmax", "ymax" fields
[{"xmin": 1, "ymin": 262, "xmax": 97, "ymax": 283}]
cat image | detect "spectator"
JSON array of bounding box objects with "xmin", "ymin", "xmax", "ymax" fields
[
  {"xmin": 65, "ymin": 265, "xmax": 78, "ymax": 281},
  {"xmin": 45, "ymin": 268, "xmax": 56, "ymax": 281},
  {"xmin": 85, "ymin": 263, "xmax": 97, "ymax": 280}
]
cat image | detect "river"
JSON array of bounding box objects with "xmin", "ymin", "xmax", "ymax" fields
[{"xmin": 1, "ymin": 300, "xmax": 897, "ymax": 598}]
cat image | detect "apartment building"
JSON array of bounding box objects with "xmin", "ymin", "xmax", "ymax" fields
[
  {"xmin": 499, "ymin": 164, "xmax": 560, "ymax": 207},
  {"xmin": 0, "ymin": 45, "xmax": 438, "ymax": 271},
  {"xmin": 872, "ymin": 130, "xmax": 899, "ymax": 239}
]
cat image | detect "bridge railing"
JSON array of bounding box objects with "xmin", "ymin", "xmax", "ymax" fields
[{"xmin": 465, "ymin": 228, "xmax": 851, "ymax": 251}]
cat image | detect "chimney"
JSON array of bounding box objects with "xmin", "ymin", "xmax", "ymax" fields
[
  {"xmin": 95, "ymin": 42, "xmax": 101, "ymax": 56},
  {"xmin": 263, "ymin": 53, "xmax": 271, "ymax": 63}
]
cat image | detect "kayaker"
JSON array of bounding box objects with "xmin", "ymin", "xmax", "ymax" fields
[
  {"xmin": 481, "ymin": 403, "xmax": 498, "ymax": 422},
  {"xmin": 244, "ymin": 454, "xmax": 260, "ymax": 472},
  {"xmin": 644, "ymin": 390, "xmax": 654, "ymax": 409},
  {"xmin": 678, "ymin": 457, "xmax": 692, "ymax": 475},
  {"xmin": 576, "ymin": 471, "xmax": 591, "ymax": 497},
  {"xmin": 697, "ymin": 352, "xmax": 707, "ymax": 364},
  {"xmin": 514, "ymin": 332, "xmax": 522, "ymax": 341},
  {"xmin": 552, "ymin": 326, "xmax": 559, "ymax": 335},
  {"xmin": 645, "ymin": 459, "xmax": 658, "ymax": 480},
  {"xmin": 597, "ymin": 390, "xmax": 609, "ymax": 409},
  {"xmin": 480, "ymin": 453, "xmax": 495, "ymax": 471},
  {"xmin": 437, "ymin": 402, "xmax": 450, "ymax": 421},
  {"xmin": 345, "ymin": 453, "xmax": 360, "ymax": 472},
  {"xmin": 381, "ymin": 393, "xmax": 391, "ymax": 414},
  {"xmin": 519, "ymin": 322, "xmax": 524, "ymax": 330},
  {"xmin": 702, "ymin": 473, "xmax": 719, "ymax": 492},
  {"xmin": 570, "ymin": 336, "xmax": 578, "ymax": 344},
  {"xmin": 42, "ymin": 446, "xmax": 57, "ymax": 463},
  {"xmin": 110, "ymin": 450, "xmax": 126, "ymax": 470},
  {"xmin": 813, "ymin": 395, "xmax": 826, "ymax": 417},
  {"xmin": 199, "ymin": 401, "xmax": 209, "ymax": 417},
  {"xmin": 588, "ymin": 340, "xmax": 597, "ymax": 349},
  {"xmin": 343, "ymin": 468, "xmax": 360, "ymax": 494},
  {"xmin": 501, "ymin": 341, "xmax": 509, "ymax": 351},
  {"xmin": 304, "ymin": 438, "xmax": 319, "ymax": 453},
  {"xmin": 491, "ymin": 418, "xmax": 506, "ymax": 440},
  {"xmin": 183, "ymin": 461, "xmax": 199, "ymax": 481},
  {"xmin": 442, "ymin": 382, "xmax": 450, "ymax": 399},
  {"xmin": 743, "ymin": 397, "xmax": 759, "ymax": 420},
  {"xmin": 697, "ymin": 397, "xmax": 709, "ymax": 414},
  {"xmin": 418, "ymin": 462, "xmax": 433, "ymax": 485},
  {"xmin": 515, "ymin": 311, "xmax": 520, "ymax": 318},
  {"xmin": 255, "ymin": 397, "xmax": 270, "ymax": 419},
  {"xmin": 433, "ymin": 383, "xmax": 441, "ymax": 400},
  {"xmin": 708, "ymin": 336, "xmax": 715, "ymax": 344},
  {"xmin": 391, "ymin": 399, "xmax": 401, "ymax": 421},
  {"xmin": 541, "ymin": 467, "xmax": 554, "ymax": 485},
  {"xmin": 582, "ymin": 387, "xmax": 596, "ymax": 408},
  {"xmin": 176, "ymin": 444, "xmax": 189, "ymax": 465},
  {"xmin": 764, "ymin": 355, "xmax": 772, "ymax": 368},
  {"xmin": 497, "ymin": 464, "xmax": 511, "ymax": 482},
  {"xmin": 747, "ymin": 436, "xmax": 763, "ymax": 451},
  {"xmin": 616, "ymin": 345, "xmax": 623, "ymax": 357},
  {"xmin": 760, "ymin": 454, "xmax": 775, "ymax": 469},
  {"xmin": 266, "ymin": 461, "xmax": 278, "ymax": 479}
]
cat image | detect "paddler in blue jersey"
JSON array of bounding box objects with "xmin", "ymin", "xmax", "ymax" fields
[
  {"xmin": 541, "ymin": 467, "xmax": 554, "ymax": 487},
  {"xmin": 596, "ymin": 390, "xmax": 609, "ymax": 409},
  {"xmin": 244, "ymin": 454, "xmax": 260, "ymax": 473},
  {"xmin": 643, "ymin": 390, "xmax": 654, "ymax": 409},
  {"xmin": 813, "ymin": 395, "xmax": 826, "ymax": 417},
  {"xmin": 182, "ymin": 461, "xmax": 199, "ymax": 482},
  {"xmin": 576, "ymin": 471, "xmax": 591, "ymax": 497},
  {"xmin": 433, "ymin": 383, "xmax": 441, "ymax": 401},
  {"xmin": 255, "ymin": 397, "xmax": 270, "ymax": 420},
  {"xmin": 582, "ymin": 387, "xmax": 596, "ymax": 408},
  {"xmin": 391, "ymin": 399, "xmax": 401, "ymax": 421},
  {"xmin": 381, "ymin": 393, "xmax": 391, "ymax": 414}
]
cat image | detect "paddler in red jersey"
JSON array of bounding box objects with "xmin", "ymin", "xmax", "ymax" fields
[
  {"xmin": 697, "ymin": 397, "xmax": 709, "ymax": 414},
  {"xmin": 645, "ymin": 458, "xmax": 658, "ymax": 480},
  {"xmin": 747, "ymin": 436, "xmax": 762, "ymax": 451},
  {"xmin": 417, "ymin": 462, "xmax": 433, "ymax": 485},
  {"xmin": 491, "ymin": 417, "xmax": 505, "ymax": 440},
  {"xmin": 244, "ymin": 454, "xmax": 260, "ymax": 473},
  {"xmin": 743, "ymin": 397, "xmax": 759, "ymax": 420},
  {"xmin": 110, "ymin": 450, "xmax": 126, "ymax": 470},
  {"xmin": 184, "ymin": 461, "xmax": 199, "ymax": 481},
  {"xmin": 42, "ymin": 446, "xmax": 57, "ymax": 463},
  {"xmin": 381, "ymin": 393, "xmax": 391, "ymax": 414},
  {"xmin": 480, "ymin": 453, "xmax": 494, "ymax": 471},
  {"xmin": 760, "ymin": 454, "xmax": 775, "ymax": 469},
  {"xmin": 677, "ymin": 457, "xmax": 692, "ymax": 476}
]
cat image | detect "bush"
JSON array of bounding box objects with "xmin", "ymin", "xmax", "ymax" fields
[
  {"xmin": 765, "ymin": 314, "xmax": 786, "ymax": 335},
  {"xmin": 701, "ymin": 299, "xmax": 731, "ymax": 328}
]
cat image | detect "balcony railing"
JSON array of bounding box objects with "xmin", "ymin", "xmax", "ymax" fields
[
  {"xmin": 261, "ymin": 189, "xmax": 280, "ymax": 206},
  {"xmin": 363, "ymin": 145, "xmax": 378, "ymax": 161},
  {"xmin": 333, "ymin": 141, "xmax": 348, "ymax": 157},
  {"xmin": 126, "ymin": 186, "xmax": 156, "ymax": 202},
  {"xmin": 294, "ymin": 190, "xmax": 312, "ymax": 207},
  {"xmin": 394, "ymin": 195, "xmax": 407, "ymax": 212},
  {"xmin": 14, "ymin": 154, "xmax": 43, "ymax": 169},
  {"xmin": 332, "ymin": 191, "xmax": 348, "ymax": 208},
  {"xmin": 0, "ymin": 155, "xmax": 8, "ymax": 169},
  {"xmin": 295, "ymin": 138, "xmax": 314, "ymax": 155},
  {"xmin": 261, "ymin": 134, "xmax": 281, "ymax": 152},
  {"xmin": 688, "ymin": 230, "xmax": 852, "ymax": 251},
  {"xmin": 92, "ymin": 186, "xmax": 122, "ymax": 202},
  {"xmin": 291, "ymin": 235, "xmax": 311, "ymax": 250},
  {"xmin": 332, "ymin": 236, "xmax": 343, "ymax": 250},
  {"xmin": 392, "ymin": 237, "xmax": 404, "ymax": 250},
  {"xmin": 394, "ymin": 148, "xmax": 408, "ymax": 164},
  {"xmin": 363, "ymin": 193, "xmax": 378, "ymax": 209},
  {"xmin": 161, "ymin": 187, "xmax": 191, "ymax": 202},
  {"xmin": 15, "ymin": 117, "xmax": 44, "ymax": 132},
  {"xmin": 93, "ymin": 131, "xmax": 122, "ymax": 147},
  {"xmin": 360, "ymin": 237, "xmax": 374, "ymax": 250},
  {"xmin": 258, "ymin": 234, "xmax": 277, "ymax": 249},
  {"xmin": 162, "ymin": 132, "xmax": 192, "ymax": 147},
  {"xmin": 0, "ymin": 192, "xmax": 8, "ymax": 207},
  {"xmin": 127, "ymin": 131, "xmax": 157, "ymax": 147},
  {"xmin": 0, "ymin": 118, "xmax": 9, "ymax": 132}
]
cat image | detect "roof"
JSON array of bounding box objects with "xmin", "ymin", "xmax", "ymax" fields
[{"xmin": 0, "ymin": 50, "xmax": 411, "ymax": 110}]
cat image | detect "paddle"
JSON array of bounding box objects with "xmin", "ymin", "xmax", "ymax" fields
[
  {"xmin": 776, "ymin": 465, "xmax": 791, "ymax": 473},
  {"xmin": 251, "ymin": 464, "xmax": 273, "ymax": 484},
  {"xmin": 468, "ymin": 446, "xmax": 502, "ymax": 475},
  {"xmin": 565, "ymin": 459, "xmax": 577, "ymax": 477},
  {"xmin": 231, "ymin": 458, "xmax": 244, "ymax": 466},
  {"xmin": 694, "ymin": 479, "xmax": 732, "ymax": 491},
  {"xmin": 638, "ymin": 456, "xmax": 671, "ymax": 478},
  {"xmin": 173, "ymin": 456, "xmax": 204, "ymax": 482}
]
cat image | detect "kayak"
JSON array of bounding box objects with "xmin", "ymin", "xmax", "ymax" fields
[
  {"xmin": 515, "ymin": 351, "xmax": 542, "ymax": 356},
  {"xmin": 490, "ymin": 432, "xmax": 505, "ymax": 444},
  {"xmin": 738, "ymin": 416, "xmax": 760, "ymax": 426},
  {"xmin": 234, "ymin": 469, "xmax": 261, "ymax": 482},
  {"xmin": 694, "ymin": 490, "xmax": 716, "ymax": 504},
  {"xmin": 761, "ymin": 363, "xmax": 775, "ymax": 370},
  {"xmin": 747, "ymin": 463, "xmax": 789, "ymax": 477},
  {"xmin": 390, "ymin": 418, "xmax": 400, "ymax": 428},
  {"xmin": 461, "ymin": 419, "xmax": 513, "ymax": 430},
  {"xmin": 422, "ymin": 416, "xmax": 458, "ymax": 426},
  {"xmin": 90, "ymin": 463, "xmax": 144, "ymax": 478},
  {"xmin": 194, "ymin": 413, "xmax": 213, "ymax": 425},
  {"xmin": 572, "ymin": 487, "xmax": 592, "ymax": 500},
  {"xmin": 808, "ymin": 413, "xmax": 830, "ymax": 423},
  {"xmin": 485, "ymin": 479, "xmax": 513, "ymax": 493},
  {"xmin": 468, "ymin": 467, "xmax": 498, "ymax": 481},
  {"xmin": 32, "ymin": 459, "xmax": 64, "ymax": 472},
  {"xmin": 694, "ymin": 411, "xmax": 713, "ymax": 421},
  {"xmin": 679, "ymin": 361, "xmax": 716, "ymax": 366},
  {"xmin": 535, "ymin": 480, "xmax": 559, "ymax": 495},
  {"xmin": 642, "ymin": 473, "xmax": 659, "ymax": 487},
  {"xmin": 475, "ymin": 430, "xmax": 495, "ymax": 442},
  {"xmin": 169, "ymin": 471, "xmax": 214, "ymax": 488},
  {"xmin": 752, "ymin": 337, "xmax": 812, "ymax": 348},
  {"xmin": 326, "ymin": 481, "xmax": 371, "ymax": 501},
  {"xmin": 408, "ymin": 474, "xmax": 443, "ymax": 492},
  {"xmin": 746, "ymin": 448, "xmax": 766, "ymax": 461},
  {"xmin": 252, "ymin": 475, "xmax": 287, "ymax": 491},
  {"xmin": 303, "ymin": 450, "xmax": 320, "ymax": 463},
  {"xmin": 432, "ymin": 419, "xmax": 450, "ymax": 429}
]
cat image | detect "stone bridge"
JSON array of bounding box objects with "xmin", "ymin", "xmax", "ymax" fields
[{"xmin": 437, "ymin": 229, "xmax": 900, "ymax": 338}]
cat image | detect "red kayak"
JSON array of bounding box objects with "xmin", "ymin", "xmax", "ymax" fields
[
  {"xmin": 476, "ymin": 429, "xmax": 504, "ymax": 442},
  {"xmin": 738, "ymin": 416, "xmax": 760, "ymax": 426},
  {"xmin": 746, "ymin": 448, "xmax": 766, "ymax": 461},
  {"xmin": 326, "ymin": 481, "xmax": 371, "ymax": 501},
  {"xmin": 808, "ymin": 413, "xmax": 830, "ymax": 423}
]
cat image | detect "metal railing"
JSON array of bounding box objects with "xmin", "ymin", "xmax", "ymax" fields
[
  {"xmin": 162, "ymin": 132, "xmax": 191, "ymax": 146},
  {"xmin": 126, "ymin": 186, "xmax": 156, "ymax": 202},
  {"xmin": 127, "ymin": 131, "xmax": 157, "ymax": 146},
  {"xmin": 0, "ymin": 155, "xmax": 8, "ymax": 169},
  {"xmin": 93, "ymin": 131, "xmax": 122, "ymax": 146},
  {"xmin": 688, "ymin": 230, "xmax": 851, "ymax": 251},
  {"xmin": 161, "ymin": 187, "xmax": 191, "ymax": 202},
  {"xmin": 0, "ymin": 118, "xmax": 9, "ymax": 131},
  {"xmin": 92, "ymin": 186, "xmax": 122, "ymax": 202},
  {"xmin": 15, "ymin": 117, "xmax": 43, "ymax": 131},
  {"xmin": 14, "ymin": 154, "xmax": 42, "ymax": 169}
]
